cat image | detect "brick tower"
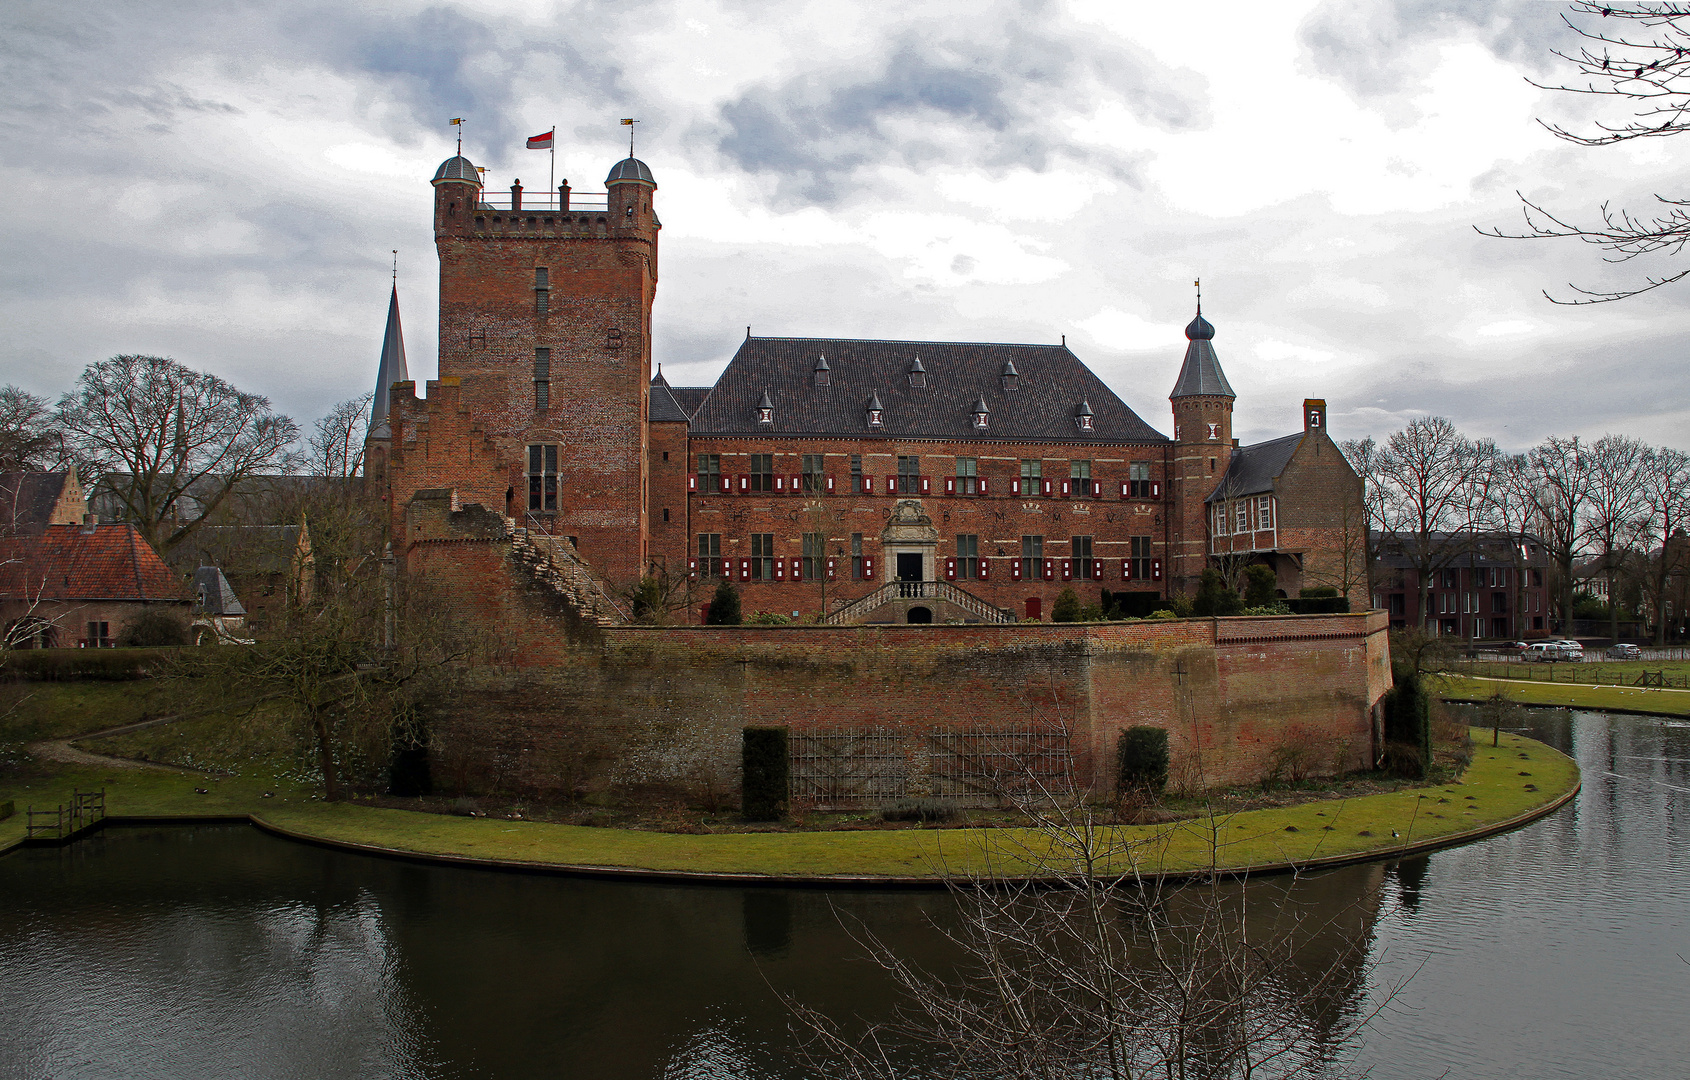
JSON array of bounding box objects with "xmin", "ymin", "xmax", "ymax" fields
[
  {"xmin": 386, "ymin": 147, "xmax": 660, "ymax": 588},
  {"xmin": 1167, "ymin": 304, "xmax": 1235, "ymax": 594}
]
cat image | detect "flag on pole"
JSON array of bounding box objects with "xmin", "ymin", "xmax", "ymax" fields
[
  {"xmin": 526, "ymin": 130, "xmax": 553, "ymax": 149},
  {"xmin": 450, "ymin": 118, "xmax": 464, "ymax": 126}
]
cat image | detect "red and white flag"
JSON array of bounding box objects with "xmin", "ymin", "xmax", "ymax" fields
[{"xmin": 526, "ymin": 130, "xmax": 553, "ymax": 150}]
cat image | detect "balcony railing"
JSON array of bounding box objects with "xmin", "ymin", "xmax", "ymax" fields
[{"xmin": 477, "ymin": 194, "xmax": 610, "ymax": 213}]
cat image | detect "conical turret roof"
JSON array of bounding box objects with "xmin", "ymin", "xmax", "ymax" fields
[{"xmin": 1169, "ymin": 305, "xmax": 1234, "ymax": 399}]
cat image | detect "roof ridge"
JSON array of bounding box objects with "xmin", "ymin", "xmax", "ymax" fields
[{"xmin": 744, "ymin": 335, "xmax": 1073, "ymax": 349}]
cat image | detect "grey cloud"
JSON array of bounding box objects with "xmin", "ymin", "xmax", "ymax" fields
[{"xmin": 702, "ymin": 20, "xmax": 1207, "ymax": 204}]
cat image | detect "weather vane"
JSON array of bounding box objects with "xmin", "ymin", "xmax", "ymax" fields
[
  {"xmin": 450, "ymin": 116, "xmax": 465, "ymax": 155},
  {"xmin": 1194, "ymin": 277, "xmax": 1202, "ymax": 315},
  {"xmin": 392, "ymin": 249, "xmax": 398, "ymax": 284},
  {"xmin": 620, "ymin": 117, "xmax": 640, "ymax": 156}
]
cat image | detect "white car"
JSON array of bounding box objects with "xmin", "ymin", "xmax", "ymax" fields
[{"xmin": 1524, "ymin": 643, "xmax": 1575, "ymax": 662}]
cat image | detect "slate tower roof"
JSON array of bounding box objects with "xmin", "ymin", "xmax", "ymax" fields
[
  {"xmin": 1169, "ymin": 307, "xmax": 1235, "ymax": 399},
  {"xmin": 690, "ymin": 337, "xmax": 1167, "ymax": 442},
  {"xmin": 368, "ymin": 285, "xmax": 409, "ymax": 439}
]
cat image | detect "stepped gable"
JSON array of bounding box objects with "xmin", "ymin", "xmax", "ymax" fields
[
  {"xmin": 1207, "ymin": 432, "xmax": 1303, "ymax": 502},
  {"xmin": 690, "ymin": 336, "xmax": 1167, "ymax": 442},
  {"xmin": 0, "ymin": 471, "xmax": 82, "ymax": 535}
]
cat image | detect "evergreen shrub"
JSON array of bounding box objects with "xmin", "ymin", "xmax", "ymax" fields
[
  {"xmin": 1382, "ymin": 673, "xmax": 1433, "ymax": 779},
  {"xmin": 742, "ymin": 726, "xmax": 790, "ymax": 821},
  {"xmin": 1243, "ymin": 565, "xmax": 1278, "ymax": 608},
  {"xmin": 705, "ymin": 580, "xmax": 742, "ymax": 625},
  {"xmin": 1117, "ymin": 726, "xmax": 1170, "ymax": 794},
  {"xmin": 6, "ymin": 648, "xmax": 171, "ymax": 680},
  {"xmin": 119, "ymin": 610, "xmax": 188, "ymax": 647},
  {"xmin": 1052, "ymin": 587, "xmax": 1082, "ymax": 623},
  {"xmin": 1192, "ymin": 569, "xmax": 1243, "ymax": 617}
]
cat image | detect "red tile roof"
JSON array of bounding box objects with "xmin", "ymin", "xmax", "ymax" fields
[{"xmin": 0, "ymin": 524, "xmax": 191, "ymax": 602}]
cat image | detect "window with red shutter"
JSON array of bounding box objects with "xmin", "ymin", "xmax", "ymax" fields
[
  {"xmin": 1092, "ymin": 481, "xmax": 1103, "ymax": 499},
  {"xmin": 688, "ymin": 475, "xmax": 698, "ymax": 492},
  {"xmin": 945, "ymin": 557, "xmax": 956, "ymax": 580},
  {"xmin": 791, "ymin": 475, "xmax": 801, "ymax": 493},
  {"xmin": 1011, "ymin": 558, "xmax": 1022, "ymax": 581},
  {"xmin": 863, "ymin": 557, "xmax": 875, "ymax": 580},
  {"xmin": 1093, "ymin": 559, "xmax": 1103, "ymax": 579},
  {"xmin": 738, "ymin": 474, "xmax": 749, "ymax": 493},
  {"xmin": 719, "ymin": 475, "xmax": 732, "ymax": 493},
  {"xmin": 825, "ymin": 475, "xmax": 835, "ymax": 493},
  {"xmin": 1121, "ymin": 559, "xmax": 1131, "ymax": 580},
  {"xmin": 1151, "ymin": 559, "xmax": 1162, "ymax": 580},
  {"xmin": 688, "ymin": 559, "xmax": 698, "ymax": 580},
  {"xmin": 1061, "ymin": 559, "xmax": 1072, "ymax": 581},
  {"xmin": 1043, "ymin": 560, "xmax": 1056, "ymax": 581},
  {"xmin": 1120, "ymin": 481, "xmax": 1130, "ymax": 500},
  {"xmin": 1151, "ymin": 480, "xmax": 1161, "ymax": 498},
  {"xmin": 1060, "ymin": 479, "xmax": 1071, "ymax": 497},
  {"xmin": 826, "ymin": 557, "xmax": 836, "ymax": 580},
  {"xmin": 1042, "ymin": 479, "xmax": 1054, "ymax": 498},
  {"xmin": 885, "ymin": 475, "xmax": 897, "ymax": 494},
  {"xmin": 774, "ymin": 559, "xmax": 784, "ymax": 581},
  {"xmin": 863, "ymin": 475, "xmax": 875, "ymax": 494},
  {"xmin": 920, "ymin": 476, "xmax": 931, "ymax": 494},
  {"xmin": 945, "ymin": 477, "xmax": 956, "ymax": 495},
  {"xmin": 774, "ymin": 475, "xmax": 785, "ymax": 493},
  {"xmin": 1010, "ymin": 477, "xmax": 1021, "ymax": 496},
  {"xmin": 979, "ymin": 558, "xmax": 990, "ymax": 580},
  {"xmin": 739, "ymin": 558, "xmax": 751, "ymax": 580},
  {"xmin": 979, "ymin": 476, "xmax": 990, "ymax": 495}
]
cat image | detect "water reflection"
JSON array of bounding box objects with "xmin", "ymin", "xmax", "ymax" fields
[{"xmin": 1, "ymin": 709, "xmax": 1686, "ymax": 1079}]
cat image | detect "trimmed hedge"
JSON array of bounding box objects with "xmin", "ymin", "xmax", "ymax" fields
[
  {"xmin": 1286, "ymin": 596, "xmax": 1351, "ymax": 615},
  {"xmin": 1383, "ymin": 673, "xmax": 1433, "ymax": 779},
  {"xmin": 1117, "ymin": 726, "xmax": 1170, "ymax": 794},
  {"xmin": 1100, "ymin": 590, "xmax": 1163, "ymax": 619},
  {"xmin": 4, "ymin": 648, "xmax": 175, "ymax": 681},
  {"xmin": 742, "ymin": 726, "xmax": 790, "ymax": 821}
]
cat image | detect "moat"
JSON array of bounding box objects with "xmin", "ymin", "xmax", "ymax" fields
[{"xmin": 2, "ymin": 707, "xmax": 1685, "ymax": 1079}]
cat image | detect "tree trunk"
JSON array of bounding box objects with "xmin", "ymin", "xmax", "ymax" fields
[{"xmin": 311, "ymin": 709, "xmax": 340, "ymax": 801}]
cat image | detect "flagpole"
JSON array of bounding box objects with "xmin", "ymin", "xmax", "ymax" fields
[{"xmin": 549, "ymin": 126, "xmax": 555, "ymax": 209}]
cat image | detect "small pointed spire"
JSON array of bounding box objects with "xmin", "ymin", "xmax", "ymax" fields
[
  {"xmin": 867, "ymin": 390, "xmax": 884, "ymax": 411},
  {"xmin": 368, "ymin": 284, "xmax": 409, "ymax": 437},
  {"xmin": 814, "ymin": 354, "xmax": 830, "ymax": 371}
]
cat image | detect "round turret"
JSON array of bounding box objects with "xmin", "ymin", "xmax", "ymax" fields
[
  {"xmin": 605, "ymin": 157, "xmax": 657, "ymax": 188},
  {"xmin": 432, "ymin": 155, "xmax": 482, "ymax": 185}
]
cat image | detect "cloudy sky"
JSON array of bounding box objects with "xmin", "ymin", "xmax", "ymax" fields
[{"xmin": 2, "ymin": 0, "xmax": 1686, "ymax": 451}]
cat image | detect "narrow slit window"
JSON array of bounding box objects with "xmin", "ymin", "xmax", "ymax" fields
[
  {"xmin": 533, "ymin": 348, "xmax": 551, "ymax": 411},
  {"xmin": 528, "ymin": 443, "xmax": 559, "ymax": 512},
  {"xmin": 534, "ymin": 266, "xmax": 549, "ymax": 318}
]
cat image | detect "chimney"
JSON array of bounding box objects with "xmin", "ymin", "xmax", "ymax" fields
[
  {"xmin": 1304, "ymin": 398, "xmax": 1326, "ymax": 433},
  {"xmin": 559, "ymin": 180, "xmax": 570, "ymax": 211},
  {"xmin": 82, "ymin": 513, "xmax": 99, "ymax": 526},
  {"xmin": 511, "ymin": 180, "xmax": 523, "ymax": 211}
]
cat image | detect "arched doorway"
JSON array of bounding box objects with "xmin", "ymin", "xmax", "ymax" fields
[{"xmin": 906, "ymin": 606, "xmax": 932, "ymax": 624}]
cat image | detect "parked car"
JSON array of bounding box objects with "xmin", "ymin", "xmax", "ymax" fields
[
  {"xmin": 1557, "ymin": 640, "xmax": 1586, "ymax": 660},
  {"xmin": 1500, "ymin": 641, "xmax": 1530, "ymax": 655},
  {"xmin": 1607, "ymin": 643, "xmax": 1643, "ymax": 660},
  {"xmin": 1523, "ymin": 643, "xmax": 1571, "ymax": 662}
]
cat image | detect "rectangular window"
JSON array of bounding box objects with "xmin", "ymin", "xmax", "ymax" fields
[
  {"xmin": 697, "ymin": 533, "xmax": 723, "ymax": 577},
  {"xmin": 1021, "ymin": 535, "xmax": 1043, "ymax": 579},
  {"xmin": 534, "ymin": 267, "xmax": 549, "ymax": 318},
  {"xmin": 897, "ymin": 455, "xmax": 920, "ymax": 495},
  {"xmin": 527, "ymin": 444, "xmax": 559, "ymax": 512},
  {"xmin": 751, "ymin": 533, "xmax": 774, "ymax": 579},
  {"xmin": 1072, "ymin": 535, "xmax": 1093, "ymax": 578},
  {"xmin": 1020, "ymin": 459, "xmax": 1042, "ymax": 483},
  {"xmin": 1069, "ymin": 461, "xmax": 1091, "ymax": 481},
  {"xmin": 1531, "ymin": 568, "xmax": 1543, "ymax": 587},
  {"xmin": 533, "ymin": 348, "xmax": 551, "ymax": 411},
  {"xmin": 1236, "ymin": 501, "xmax": 1249, "ymax": 533},
  {"xmin": 86, "ymin": 621, "xmax": 110, "ymax": 647},
  {"xmin": 851, "ymin": 533, "xmax": 865, "ymax": 580},
  {"xmin": 957, "ymin": 534, "xmax": 979, "ymax": 579},
  {"xmin": 697, "ymin": 454, "xmax": 720, "ymax": 491},
  {"xmin": 802, "ymin": 532, "xmax": 825, "ymax": 580},
  {"xmin": 749, "ymin": 454, "xmax": 774, "ymax": 492},
  {"xmin": 801, "ymin": 454, "xmax": 825, "ymax": 493},
  {"xmin": 955, "ymin": 457, "xmax": 978, "ymax": 495},
  {"xmin": 1257, "ymin": 495, "xmax": 1273, "ymax": 530},
  {"xmin": 1129, "ymin": 461, "xmax": 1152, "ymax": 498},
  {"xmin": 851, "ymin": 455, "xmax": 865, "ymax": 494},
  {"xmin": 1129, "ymin": 536, "xmax": 1152, "ymax": 581},
  {"xmin": 1442, "ymin": 568, "xmax": 1459, "ymax": 590},
  {"xmin": 1213, "ymin": 504, "xmax": 1228, "ymax": 536}
]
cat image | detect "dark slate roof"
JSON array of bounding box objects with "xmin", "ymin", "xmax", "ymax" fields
[
  {"xmin": 1374, "ymin": 531, "xmax": 1549, "ymax": 569},
  {"xmin": 1169, "ymin": 310, "xmax": 1235, "ymax": 399},
  {"xmin": 605, "ymin": 157, "xmax": 656, "ymax": 187},
  {"xmin": 368, "ymin": 284, "xmax": 409, "ymax": 439},
  {"xmin": 669, "ymin": 387, "xmax": 711, "ymax": 417},
  {"xmin": 432, "ymin": 155, "xmax": 481, "ymax": 184},
  {"xmin": 0, "ymin": 472, "xmax": 75, "ymax": 535},
  {"xmin": 193, "ymin": 566, "xmax": 245, "ymax": 616},
  {"xmin": 0, "ymin": 524, "xmax": 190, "ymax": 602},
  {"xmin": 1206, "ymin": 433, "xmax": 1303, "ymax": 502},
  {"xmin": 648, "ymin": 373, "xmax": 690, "ymax": 423},
  {"xmin": 690, "ymin": 337, "xmax": 1168, "ymax": 443}
]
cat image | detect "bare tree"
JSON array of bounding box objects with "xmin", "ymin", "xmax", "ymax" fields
[
  {"xmin": 1371, "ymin": 417, "xmax": 1489, "ymax": 629},
  {"xmin": 1479, "ymin": 452, "xmax": 1545, "ymax": 636},
  {"xmin": 0, "ymin": 387, "xmax": 68, "ymax": 473},
  {"xmin": 306, "ymin": 392, "xmax": 374, "ymax": 480},
  {"xmin": 1482, "ymin": 3, "xmax": 1690, "ymax": 303},
  {"xmin": 1635, "ymin": 445, "xmax": 1690, "ymax": 643},
  {"xmin": 56, "ymin": 355, "xmax": 299, "ymax": 554},
  {"xmin": 1581, "ymin": 434, "xmax": 1650, "ymax": 640},
  {"xmin": 787, "ymin": 793, "xmax": 1401, "ymax": 1079},
  {"xmin": 1526, "ymin": 435, "xmax": 1591, "ymax": 632}
]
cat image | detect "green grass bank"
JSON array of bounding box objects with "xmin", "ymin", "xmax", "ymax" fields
[
  {"xmin": 2, "ymin": 728, "xmax": 1578, "ymax": 883},
  {"xmin": 1438, "ymin": 673, "xmax": 1690, "ymax": 717}
]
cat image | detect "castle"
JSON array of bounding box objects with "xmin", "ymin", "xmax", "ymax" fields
[{"xmin": 367, "ymin": 146, "xmax": 1365, "ymax": 625}]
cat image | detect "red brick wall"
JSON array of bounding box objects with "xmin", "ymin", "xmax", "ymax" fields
[
  {"xmin": 1169, "ymin": 396, "xmax": 1233, "ymax": 594},
  {"xmin": 402, "ymin": 508, "xmax": 1389, "ymax": 803}
]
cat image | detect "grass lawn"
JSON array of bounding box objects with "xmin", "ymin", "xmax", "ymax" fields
[
  {"xmin": 1438, "ymin": 673, "xmax": 1690, "ymax": 717},
  {"xmin": 2, "ymin": 728, "xmax": 1578, "ymax": 880},
  {"xmin": 0, "ymin": 680, "xmax": 192, "ymax": 743},
  {"xmin": 1450, "ymin": 659, "xmax": 1690, "ymax": 689}
]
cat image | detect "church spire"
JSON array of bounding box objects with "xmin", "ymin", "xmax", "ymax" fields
[{"xmin": 368, "ymin": 283, "xmax": 409, "ymax": 438}]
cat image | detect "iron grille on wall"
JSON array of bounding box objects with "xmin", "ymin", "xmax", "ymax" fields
[{"xmin": 790, "ymin": 729, "xmax": 909, "ymax": 805}]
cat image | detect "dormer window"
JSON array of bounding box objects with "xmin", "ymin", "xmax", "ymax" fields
[
  {"xmin": 814, "ymin": 354, "xmax": 830, "ymax": 387},
  {"xmin": 866, "ymin": 391, "xmax": 885, "ymax": 429},
  {"xmin": 1001, "ymin": 360, "xmax": 1019, "ymax": 391},
  {"xmin": 1075, "ymin": 399, "xmax": 1094, "ymax": 433},
  {"xmin": 908, "ymin": 357, "xmax": 926, "ymax": 388},
  {"xmin": 756, "ymin": 391, "xmax": 774, "ymax": 426},
  {"xmin": 972, "ymin": 395, "xmax": 990, "ymax": 430}
]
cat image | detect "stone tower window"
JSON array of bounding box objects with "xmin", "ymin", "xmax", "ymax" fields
[
  {"xmin": 534, "ymin": 267, "xmax": 549, "ymax": 319},
  {"xmin": 533, "ymin": 348, "xmax": 551, "ymax": 411},
  {"xmin": 527, "ymin": 444, "xmax": 558, "ymax": 512}
]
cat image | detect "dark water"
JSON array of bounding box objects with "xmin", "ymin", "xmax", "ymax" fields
[{"xmin": 1, "ymin": 709, "xmax": 1686, "ymax": 1079}]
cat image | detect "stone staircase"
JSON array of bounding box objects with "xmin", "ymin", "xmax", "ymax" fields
[
  {"xmin": 821, "ymin": 580, "xmax": 1016, "ymax": 626},
  {"xmin": 506, "ymin": 521, "xmax": 630, "ymax": 626}
]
